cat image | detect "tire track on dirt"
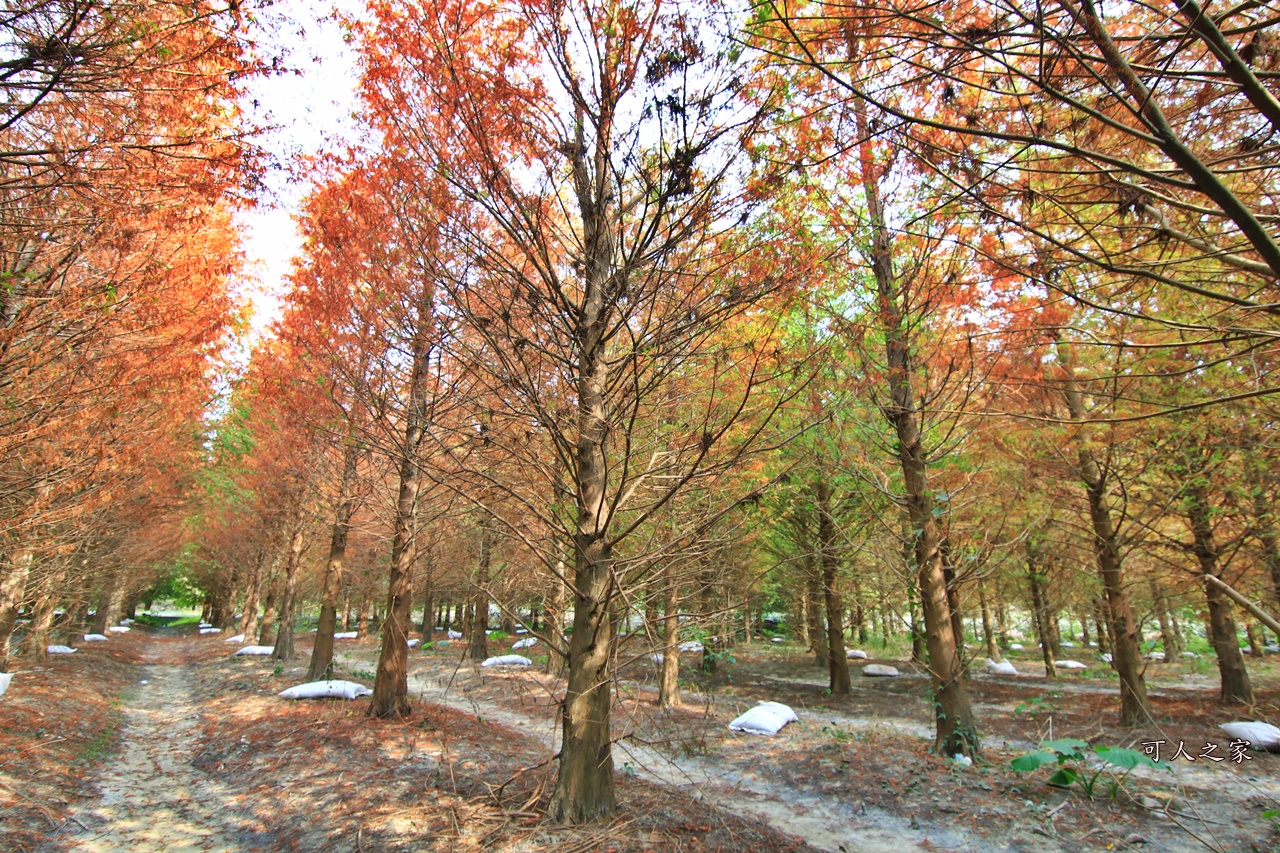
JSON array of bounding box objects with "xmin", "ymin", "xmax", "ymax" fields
[{"xmin": 61, "ymin": 650, "xmax": 275, "ymax": 853}]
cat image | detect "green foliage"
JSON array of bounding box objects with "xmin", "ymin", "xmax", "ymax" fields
[
  {"xmin": 131, "ymin": 612, "xmax": 201, "ymax": 628},
  {"xmin": 1011, "ymin": 738, "xmax": 1167, "ymax": 799},
  {"xmin": 1013, "ymin": 693, "xmax": 1057, "ymax": 720}
]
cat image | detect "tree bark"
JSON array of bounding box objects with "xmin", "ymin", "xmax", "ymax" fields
[
  {"xmin": 273, "ymin": 519, "xmax": 306, "ymax": 661},
  {"xmin": 368, "ymin": 281, "xmax": 434, "ymax": 720},
  {"xmin": 239, "ymin": 550, "xmax": 263, "ymax": 643},
  {"xmin": 0, "ymin": 548, "xmax": 34, "ymax": 672},
  {"xmin": 855, "ymin": 93, "xmax": 976, "ymax": 756},
  {"xmin": 1057, "ymin": 340, "xmax": 1150, "ymax": 725},
  {"xmin": 815, "ymin": 479, "xmax": 850, "ymax": 694},
  {"xmin": 1185, "ymin": 480, "xmax": 1253, "ymax": 704},
  {"xmin": 309, "ymin": 437, "xmax": 360, "ymax": 681},
  {"xmin": 805, "ymin": 554, "xmax": 827, "ymax": 666},
  {"xmin": 978, "ymin": 577, "xmax": 1001, "ymax": 661},
  {"xmin": 1027, "ymin": 546, "xmax": 1057, "ymax": 677},
  {"xmin": 469, "ymin": 514, "xmax": 492, "ymax": 662},
  {"xmin": 659, "ymin": 564, "xmax": 680, "ymax": 708}
]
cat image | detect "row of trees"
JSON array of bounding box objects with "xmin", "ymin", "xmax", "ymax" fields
[
  {"xmin": 0, "ymin": 1, "xmax": 258, "ymax": 668},
  {"xmin": 3, "ymin": 0, "xmax": 1280, "ymax": 829}
]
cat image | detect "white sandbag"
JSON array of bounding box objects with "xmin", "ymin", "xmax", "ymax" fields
[
  {"xmin": 863, "ymin": 664, "xmax": 900, "ymax": 677},
  {"xmin": 108, "ymin": 626, "xmax": 129, "ymax": 634},
  {"xmin": 984, "ymin": 658, "xmax": 1018, "ymax": 676},
  {"xmin": 1061, "ymin": 641, "xmax": 1075, "ymax": 648},
  {"xmin": 1146, "ymin": 651, "xmax": 1165, "ymax": 661},
  {"xmin": 512, "ymin": 637, "xmax": 536, "ymax": 650},
  {"xmin": 0, "ymin": 671, "xmax": 11, "ymax": 698},
  {"xmin": 1180, "ymin": 651, "xmax": 1199, "ymax": 658},
  {"xmin": 847, "ymin": 649, "xmax": 868, "ymax": 659},
  {"xmin": 678, "ymin": 640, "xmax": 704, "ymax": 653},
  {"xmin": 1055, "ymin": 659, "xmax": 1088, "ymax": 670},
  {"xmin": 447, "ymin": 630, "xmax": 462, "ymax": 639},
  {"xmin": 515, "ymin": 628, "xmax": 528, "ymax": 634},
  {"xmin": 1101, "ymin": 653, "xmax": 1113, "ymax": 663},
  {"xmin": 199, "ymin": 622, "xmax": 212, "ymax": 628},
  {"xmin": 333, "ymin": 631, "xmax": 358, "ymax": 639},
  {"xmin": 407, "ymin": 638, "xmax": 420, "ymax": 648},
  {"xmin": 1009, "ymin": 643, "xmax": 1024, "ymax": 651},
  {"xmin": 47, "ymin": 645, "xmax": 76, "ymax": 654},
  {"xmin": 771, "ymin": 637, "xmax": 784, "ymax": 644},
  {"xmin": 481, "ymin": 655, "xmax": 532, "ymax": 667},
  {"xmin": 278, "ymin": 680, "xmax": 372, "ymax": 700},
  {"xmin": 1221, "ymin": 721, "xmax": 1280, "ymax": 752},
  {"xmin": 650, "ymin": 653, "xmax": 665, "ymax": 663},
  {"xmin": 199, "ymin": 627, "xmax": 221, "ymax": 634},
  {"xmin": 120, "ymin": 618, "xmax": 133, "ymax": 625},
  {"xmin": 235, "ymin": 645, "xmax": 274, "ymax": 656},
  {"xmin": 728, "ymin": 701, "xmax": 798, "ymax": 736},
  {"xmin": 223, "ymin": 633, "xmax": 245, "ymax": 643},
  {"xmin": 83, "ymin": 634, "xmax": 109, "ymax": 642}
]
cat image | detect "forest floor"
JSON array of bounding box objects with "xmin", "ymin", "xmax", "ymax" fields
[{"xmin": 1, "ymin": 627, "xmax": 1278, "ymax": 852}]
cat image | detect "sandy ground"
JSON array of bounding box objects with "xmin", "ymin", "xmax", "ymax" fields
[{"xmin": 62, "ymin": 653, "xmax": 277, "ymax": 853}]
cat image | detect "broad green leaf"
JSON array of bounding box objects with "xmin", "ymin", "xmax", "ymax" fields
[{"xmin": 1010, "ymin": 750, "xmax": 1059, "ymax": 772}]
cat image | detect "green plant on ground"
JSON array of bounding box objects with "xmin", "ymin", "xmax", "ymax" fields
[
  {"xmin": 1011, "ymin": 738, "xmax": 1167, "ymax": 799},
  {"xmin": 1013, "ymin": 693, "xmax": 1058, "ymax": 720}
]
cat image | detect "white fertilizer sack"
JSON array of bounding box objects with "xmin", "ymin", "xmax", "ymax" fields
[
  {"xmin": 447, "ymin": 630, "xmax": 463, "ymax": 639},
  {"xmin": 863, "ymin": 664, "xmax": 900, "ymax": 677},
  {"xmin": 1221, "ymin": 721, "xmax": 1280, "ymax": 752},
  {"xmin": 984, "ymin": 658, "xmax": 1019, "ymax": 676},
  {"xmin": 235, "ymin": 645, "xmax": 274, "ymax": 656},
  {"xmin": 83, "ymin": 634, "xmax": 109, "ymax": 642},
  {"xmin": 1009, "ymin": 643, "xmax": 1024, "ymax": 651},
  {"xmin": 108, "ymin": 626, "xmax": 129, "ymax": 634},
  {"xmin": 846, "ymin": 649, "xmax": 868, "ymax": 659},
  {"xmin": 481, "ymin": 655, "xmax": 532, "ymax": 667},
  {"xmin": 278, "ymin": 680, "xmax": 372, "ymax": 701},
  {"xmin": 334, "ymin": 631, "xmax": 358, "ymax": 639},
  {"xmin": 1055, "ymin": 660, "xmax": 1088, "ymax": 670},
  {"xmin": 512, "ymin": 638, "xmax": 536, "ymax": 650},
  {"xmin": 199, "ymin": 627, "xmax": 221, "ymax": 634},
  {"xmin": 0, "ymin": 671, "xmax": 11, "ymax": 698},
  {"xmin": 47, "ymin": 645, "xmax": 76, "ymax": 654},
  {"xmin": 728, "ymin": 701, "xmax": 798, "ymax": 736},
  {"xmin": 407, "ymin": 638, "xmax": 420, "ymax": 648},
  {"xmin": 678, "ymin": 641, "xmax": 704, "ymax": 653},
  {"xmin": 223, "ymin": 634, "xmax": 245, "ymax": 643}
]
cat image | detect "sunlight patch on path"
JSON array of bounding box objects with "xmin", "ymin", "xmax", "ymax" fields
[{"xmin": 64, "ymin": 661, "xmax": 272, "ymax": 853}]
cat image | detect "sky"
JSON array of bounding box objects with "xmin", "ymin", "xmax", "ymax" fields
[{"xmin": 234, "ymin": 0, "xmax": 363, "ymax": 341}]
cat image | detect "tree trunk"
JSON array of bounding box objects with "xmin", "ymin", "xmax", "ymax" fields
[
  {"xmin": 978, "ymin": 577, "xmax": 1001, "ymax": 661},
  {"xmin": 1149, "ymin": 577, "xmax": 1180, "ymax": 660},
  {"xmin": 1027, "ymin": 547, "xmax": 1057, "ymax": 677},
  {"xmin": 854, "ymin": 93, "xmax": 976, "ymax": 756},
  {"xmin": 815, "ymin": 479, "xmax": 850, "ymax": 694},
  {"xmin": 309, "ymin": 438, "xmax": 360, "ymax": 682},
  {"xmin": 22, "ymin": 562, "xmax": 66, "ymax": 658},
  {"xmin": 1058, "ymin": 340, "xmax": 1150, "ymax": 725},
  {"xmin": 273, "ymin": 519, "xmax": 306, "ymax": 661},
  {"xmin": 1185, "ymin": 480, "xmax": 1253, "ymax": 704},
  {"xmin": 91, "ymin": 576, "xmax": 126, "ymax": 635},
  {"xmin": 368, "ymin": 287, "xmax": 434, "ymax": 720},
  {"xmin": 470, "ymin": 515, "xmax": 492, "ymax": 662},
  {"xmin": 239, "ymin": 550, "xmax": 263, "ymax": 644},
  {"xmin": 805, "ymin": 555, "xmax": 827, "ymax": 666},
  {"xmin": 659, "ymin": 565, "xmax": 680, "ymax": 708},
  {"xmin": 547, "ymin": 567, "xmax": 568, "ymax": 678},
  {"xmin": 0, "ymin": 549, "xmax": 34, "ymax": 672}
]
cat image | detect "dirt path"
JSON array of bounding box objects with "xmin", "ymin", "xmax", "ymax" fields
[
  {"xmin": 349, "ymin": 656, "xmax": 1011, "ymax": 853},
  {"xmin": 61, "ymin": 651, "xmax": 275, "ymax": 853}
]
